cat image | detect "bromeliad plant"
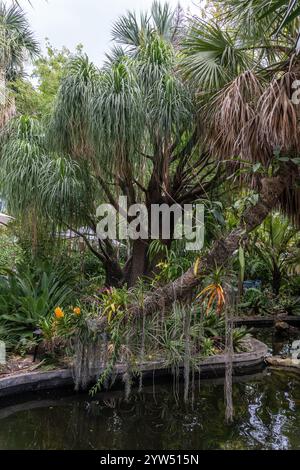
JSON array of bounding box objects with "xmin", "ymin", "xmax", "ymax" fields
[
  {"xmin": 37, "ymin": 305, "xmax": 84, "ymax": 357},
  {"xmin": 98, "ymin": 287, "xmax": 129, "ymax": 324},
  {"xmin": 196, "ymin": 266, "xmax": 227, "ymax": 315},
  {"xmin": 151, "ymin": 244, "xmax": 195, "ymax": 286}
]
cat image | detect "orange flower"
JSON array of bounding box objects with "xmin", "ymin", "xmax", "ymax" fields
[
  {"xmin": 73, "ymin": 307, "xmax": 81, "ymax": 316},
  {"xmin": 54, "ymin": 307, "xmax": 64, "ymax": 319}
]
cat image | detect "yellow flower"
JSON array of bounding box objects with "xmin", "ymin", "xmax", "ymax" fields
[
  {"xmin": 73, "ymin": 307, "xmax": 81, "ymax": 316},
  {"xmin": 54, "ymin": 307, "xmax": 64, "ymax": 319}
]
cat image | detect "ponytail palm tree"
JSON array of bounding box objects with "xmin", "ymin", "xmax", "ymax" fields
[
  {"xmin": 1, "ymin": 116, "xmax": 93, "ymax": 224},
  {"xmin": 48, "ymin": 2, "xmax": 222, "ymax": 287}
]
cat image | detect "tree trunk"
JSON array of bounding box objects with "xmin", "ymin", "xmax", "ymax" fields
[
  {"xmin": 272, "ymin": 263, "xmax": 282, "ymax": 296},
  {"xmin": 128, "ymin": 239, "xmax": 148, "ymax": 287},
  {"xmin": 101, "ymin": 259, "xmax": 123, "ymax": 288},
  {"xmin": 126, "ymin": 174, "xmax": 289, "ymax": 318}
]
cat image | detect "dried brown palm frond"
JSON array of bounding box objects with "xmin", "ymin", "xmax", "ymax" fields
[
  {"xmin": 235, "ymin": 114, "xmax": 273, "ymax": 167},
  {"xmin": 203, "ymin": 63, "xmax": 300, "ymax": 228},
  {"xmin": 207, "ymin": 71, "xmax": 263, "ymax": 160},
  {"xmin": 257, "ymin": 72, "xmax": 300, "ymax": 154}
]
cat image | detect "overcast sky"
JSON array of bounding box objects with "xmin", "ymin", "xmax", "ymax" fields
[{"xmin": 13, "ymin": 0, "xmax": 200, "ymax": 66}]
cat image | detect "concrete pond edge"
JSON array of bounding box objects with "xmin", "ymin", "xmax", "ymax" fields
[{"xmin": 0, "ymin": 338, "xmax": 268, "ymax": 399}]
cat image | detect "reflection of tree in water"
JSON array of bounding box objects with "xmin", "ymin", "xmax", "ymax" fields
[
  {"xmin": 67, "ymin": 383, "xmax": 245, "ymax": 450},
  {"xmin": 0, "ymin": 372, "xmax": 300, "ymax": 450},
  {"xmin": 236, "ymin": 373, "xmax": 300, "ymax": 450}
]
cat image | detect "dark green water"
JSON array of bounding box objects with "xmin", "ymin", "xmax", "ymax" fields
[{"xmin": 0, "ymin": 369, "xmax": 300, "ymax": 450}]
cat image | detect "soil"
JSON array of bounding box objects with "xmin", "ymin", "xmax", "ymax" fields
[{"xmin": 0, "ymin": 355, "xmax": 37, "ymax": 378}]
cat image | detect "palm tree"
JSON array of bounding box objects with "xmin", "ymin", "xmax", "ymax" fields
[
  {"xmin": 111, "ymin": 0, "xmax": 182, "ymax": 54},
  {"xmin": 121, "ymin": 1, "xmax": 300, "ymax": 319},
  {"xmin": 251, "ymin": 214, "xmax": 300, "ymax": 294},
  {"xmin": 0, "ymin": 1, "xmax": 39, "ymax": 79},
  {"xmin": 217, "ymin": 0, "xmax": 300, "ymax": 51},
  {"xmin": 181, "ymin": 2, "xmax": 300, "ymax": 225},
  {"xmin": 0, "ymin": 1, "xmax": 39, "ymax": 126}
]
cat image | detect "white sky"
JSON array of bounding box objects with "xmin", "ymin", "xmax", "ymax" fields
[{"xmin": 13, "ymin": 0, "xmax": 201, "ymax": 66}]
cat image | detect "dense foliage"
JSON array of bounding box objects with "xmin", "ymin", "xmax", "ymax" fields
[{"xmin": 0, "ymin": 1, "xmax": 300, "ymax": 392}]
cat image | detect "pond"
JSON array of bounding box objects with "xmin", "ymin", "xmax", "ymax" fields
[
  {"xmin": 1, "ymin": 328, "xmax": 300, "ymax": 451},
  {"xmin": 0, "ymin": 368, "xmax": 300, "ymax": 450},
  {"xmin": 252, "ymin": 327, "xmax": 296, "ymax": 356}
]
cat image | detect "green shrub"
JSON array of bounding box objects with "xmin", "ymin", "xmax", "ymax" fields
[
  {"xmin": 0, "ymin": 231, "xmax": 23, "ymax": 270},
  {"xmin": 239, "ymin": 288, "xmax": 270, "ymax": 315},
  {"xmin": 232, "ymin": 327, "xmax": 251, "ymax": 352},
  {"xmin": 0, "ymin": 261, "xmax": 77, "ymax": 346}
]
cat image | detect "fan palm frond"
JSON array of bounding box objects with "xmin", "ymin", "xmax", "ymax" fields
[
  {"xmin": 0, "ymin": 1, "xmax": 39, "ymax": 80},
  {"xmin": 217, "ymin": 0, "xmax": 300, "ymax": 50},
  {"xmin": 151, "ymin": 1, "xmax": 176, "ymax": 40},
  {"xmin": 181, "ymin": 19, "xmax": 252, "ymax": 93},
  {"xmin": 104, "ymin": 45, "xmax": 128, "ymax": 67},
  {"xmin": 112, "ymin": 1, "xmax": 182, "ymax": 56},
  {"xmin": 111, "ymin": 10, "xmax": 151, "ymax": 53}
]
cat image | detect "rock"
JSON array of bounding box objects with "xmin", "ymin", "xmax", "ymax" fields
[
  {"xmin": 266, "ymin": 356, "xmax": 300, "ymax": 369},
  {"xmin": 275, "ymin": 321, "xmax": 300, "ymax": 336},
  {"xmin": 275, "ymin": 321, "xmax": 290, "ymax": 332},
  {"xmin": 291, "ymin": 341, "xmax": 300, "ymax": 360},
  {"xmin": 292, "ymin": 340, "xmax": 300, "ymax": 350},
  {"xmin": 292, "ymin": 351, "xmax": 300, "ymax": 360}
]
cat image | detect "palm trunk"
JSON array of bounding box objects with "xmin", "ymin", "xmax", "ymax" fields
[{"xmin": 127, "ymin": 174, "xmax": 289, "ymax": 318}]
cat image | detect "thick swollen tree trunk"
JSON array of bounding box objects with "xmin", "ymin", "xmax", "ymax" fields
[
  {"xmin": 128, "ymin": 239, "xmax": 148, "ymax": 287},
  {"xmin": 104, "ymin": 259, "xmax": 124, "ymax": 288},
  {"xmin": 126, "ymin": 174, "xmax": 289, "ymax": 318}
]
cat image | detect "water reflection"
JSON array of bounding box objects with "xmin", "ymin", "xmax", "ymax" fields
[{"xmin": 0, "ymin": 370, "xmax": 299, "ymax": 450}]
